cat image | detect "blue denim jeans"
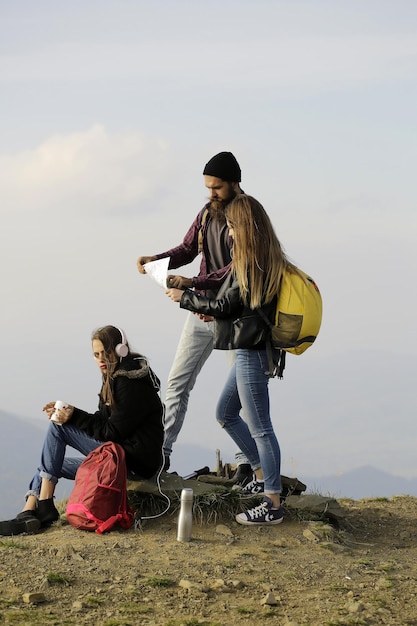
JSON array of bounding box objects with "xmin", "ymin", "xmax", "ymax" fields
[
  {"xmin": 216, "ymin": 348, "xmax": 281, "ymax": 495},
  {"xmin": 163, "ymin": 312, "xmax": 215, "ymax": 456},
  {"xmin": 227, "ymin": 350, "xmax": 250, "ymax": 468},
  {"xmin": 26, "ymin": 421, "xmax": 102, "ymax": 498}
]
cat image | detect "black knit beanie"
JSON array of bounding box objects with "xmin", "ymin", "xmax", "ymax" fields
[{"xmin": 203, "ymin": 151, "xmax": 241, "ymax": 182}]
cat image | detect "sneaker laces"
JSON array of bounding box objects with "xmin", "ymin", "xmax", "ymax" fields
[
  {"xmin": 246, "ymin": 500, "xmax": 270, "ymax": 520},
  {"xmin": 242, "ymin": 477, "xmax": 264, "ymax": 493}
]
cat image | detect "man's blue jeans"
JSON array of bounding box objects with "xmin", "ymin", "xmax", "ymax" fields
[
  {"xmin": 26, "ymin": 422, "xmax": 102, "ymax": 498},
  {"xmin": 216, "ymin": 348, "xmax": 281, "ymax": 495},
  {"xmin": 163, "ymin": 312, "xmax": 215, "ymax": 456}
]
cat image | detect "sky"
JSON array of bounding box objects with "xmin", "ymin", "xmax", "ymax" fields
[{"xmin": 1, "ymin": 0, "xmax": 416, "ymax": 487}]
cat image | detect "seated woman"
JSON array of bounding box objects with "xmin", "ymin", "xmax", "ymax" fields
[{"xmin": 0, "ymin": 325, "xmax": 164, "ymax": 536}]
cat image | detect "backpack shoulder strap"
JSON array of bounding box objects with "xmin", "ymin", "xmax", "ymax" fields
[
  {"xmin": 197, "ymin": 207, "xmax": 210, "ymax": 254},
  {"xmin": 257, "ymin": 307, "xmax": 286, "ymax": 379},
  {"xmin": 257, "ymin": 307, "xmax": 273, "ymax": 329}
]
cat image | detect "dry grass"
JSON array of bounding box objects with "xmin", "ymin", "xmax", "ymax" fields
[{"xmin": 128, "ymin": 487, "xmax": 262, "ymax": 524}]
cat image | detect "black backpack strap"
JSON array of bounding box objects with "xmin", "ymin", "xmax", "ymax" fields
[
  {"xmin": 257, "ymin": 308, "xmax": 286, "ymax": 379},
  {"xmin": 276, "ymin": 348, "xmax": 286, "ymax": 379},
  {"xmin": 257, "ymin": 307, "xmax": 273, "ymax": 329},
  {"xmin": 264, "ymin": 341, "xmax": 286, "ymax": 379}
]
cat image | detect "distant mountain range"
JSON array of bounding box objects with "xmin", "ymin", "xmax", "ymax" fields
[
  {"xmin": 0, "ymin": 410, "xmax": 79, "ymax": 519},
  {"xmin": 169, "ymin": 443, "xmax": 417, "ymax": 500},
  {"xmin": 303, "ymin": 465, "xmax": 417, "ymax": 500},
  {"xmin": 0, "ymin": 410, "xmax": 415, "ymax": 520}
]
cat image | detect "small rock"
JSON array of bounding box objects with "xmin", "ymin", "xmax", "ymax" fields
[
  {"xmin": 346, "ymin": 601, "xmax": 365, "ymax": 613},
  {"xmin": 285, "ymin": 494, "xmax": 347, "ymax": 524},
  {"xmin": 57, "ymin": 544, "xmax": 75, "ymax": 557},
  {"xmin": 72, "ymin": 600, "xmax": 87, "ymax": 610},
  {"xmin": 272, "ymin": 538, "xmax": 289, "ymax": 548},
  {"xmin": 261, "ymin": 591, "xmax": 278, "ymax": 606},
  {"xmin": 22, "ymin": 592, "xmax": 46, "ymax": 604},
  {"xmin": 215, "ymin": 524, "xmax": 234, "ymax": 537},
  {"xmin": 303, "ymin": 528, "xmax": 320, "ymax": 543},
  {"xmin": 230, "ymin": 579, "xmax": 244, "ymax": 589},
  {"xmin": 211, "ymin": 579, "xmax": 228, "ymax": 591},
  {"xmin": 375, "ymin": 577, "xmax": 392, "ymax": 590},
  {"xmin": 178, "ymin": 579, "xmax": 207, "ymax": 593}
]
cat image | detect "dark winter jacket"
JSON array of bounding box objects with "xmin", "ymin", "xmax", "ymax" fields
[
  {"xmin": 180, "ymin": 273, "xmax": 276, "ymax": 350},
  {"xmin": 70, "ymin": 356, "xmax": 164, "ymax": 478}
]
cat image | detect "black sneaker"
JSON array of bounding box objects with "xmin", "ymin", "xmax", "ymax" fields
[
  {"xmin": 231, "ymin": 463, "xmax": 253, "ymax": 488},
  {"xmin": 233, "ymin": 474, "xmax": 265, "ymax": 495},
  {"xmin": 236, "ymin": 496, "xmax": 284, "ymax": 526},
  {"xmin": 0, "ymin": 514, "xmax": 41, "ymax": 536}
]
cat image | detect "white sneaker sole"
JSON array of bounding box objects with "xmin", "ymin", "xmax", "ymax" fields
[{"xmin": 235, "ymin": 514, "xmax": 284, "ymax": 526}]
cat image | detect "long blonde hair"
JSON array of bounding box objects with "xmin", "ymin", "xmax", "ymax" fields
[{"xmin": 225, "ymin": 195, "xmax": 295, "ymax": 309}]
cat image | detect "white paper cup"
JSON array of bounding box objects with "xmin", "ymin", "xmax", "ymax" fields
[{"xmin": 51, "ymin": 400, "xmax": 65, "ymax": 424}]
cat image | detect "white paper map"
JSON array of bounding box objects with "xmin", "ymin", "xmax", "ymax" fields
[{"xmin": 143, "ymin": 257, "xmax": 170, "ymax": 289}]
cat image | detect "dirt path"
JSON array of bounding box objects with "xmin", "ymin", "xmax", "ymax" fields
[{"xmin": 0, "ymin": 495, "xmax": 416, "ymax": 626}]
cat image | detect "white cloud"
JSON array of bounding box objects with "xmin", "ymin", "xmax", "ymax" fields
[{"xmin": 0, "ymin": 125, "xmax": 171, "ymax": 214}]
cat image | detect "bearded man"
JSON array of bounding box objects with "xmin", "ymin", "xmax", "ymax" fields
[{"xmin": 137, "ymin": 152, "xmax": 248, "ymax": 472}]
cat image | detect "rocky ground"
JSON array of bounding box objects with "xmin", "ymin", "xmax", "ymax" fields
[{"xmin": 0, "ymin": 483, "xmax": 416, "ymax": 626}]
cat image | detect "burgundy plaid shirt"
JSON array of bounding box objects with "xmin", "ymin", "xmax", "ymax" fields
[{"xmin": 155, "ymin": 204, "xmax": 232, "ymax": 294}]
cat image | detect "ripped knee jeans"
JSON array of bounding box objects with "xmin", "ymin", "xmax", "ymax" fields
[{"xmin": 216, "ymin": 348, "xmax": 281, "ymax": 494}]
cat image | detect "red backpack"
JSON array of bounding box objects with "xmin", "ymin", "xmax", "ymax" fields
[{"xmin": 66, "ymin": 442, "xmax": 134, "ymax": 534}]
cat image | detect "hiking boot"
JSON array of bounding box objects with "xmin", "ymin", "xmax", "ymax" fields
[
  {"xmin": 233, "ymin": 474, "xmax": 265, "ymax": 495},
  {"xmin": 231, "ymin": 463, "xmax": 253, "ymax": 488},
  {"xmin": 37, "ymin": 499, "xmax": 60, "ymax": 527},
  {"xmin": 235, "ymin": 496, "xmax": 284, "ymax": 526},
  {"xmin": 0, "ymin": 512, "xmax": 41, "ymax": 536}
]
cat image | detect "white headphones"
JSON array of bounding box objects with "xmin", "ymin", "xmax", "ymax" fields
[{"xmin": 115, "ymin": 327, "xmax": 129, "ymax": 358}]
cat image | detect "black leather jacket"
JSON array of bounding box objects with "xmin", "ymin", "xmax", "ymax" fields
[{"xmin": 180, "ymin": 273, "xmax": 276, "ymax": 350}]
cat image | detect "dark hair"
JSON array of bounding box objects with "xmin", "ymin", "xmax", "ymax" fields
[
  {"xmin": 91, "ymin": 325, "xmax": 130, "ymax": 407},
  {"xmin": 91, "ymin": 325, "xmax": 129, "ymax": 357}
]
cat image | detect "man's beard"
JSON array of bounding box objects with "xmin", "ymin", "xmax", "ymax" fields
[{"xmin": 209, "ymin": 188, "xmax": 238, "ymax": 223}]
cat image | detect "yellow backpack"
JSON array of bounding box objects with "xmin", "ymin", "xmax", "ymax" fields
[{"xmin": 259, "ymin": 268, "xmax": 323, "ymax": 377}]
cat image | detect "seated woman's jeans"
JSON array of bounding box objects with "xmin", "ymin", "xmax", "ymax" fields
[
  {"xmin": 216, "ymin": 348, "xmax": 281, "ymax": 495},
  {"xmin": 26, "ymin": 422, "xmax": 102, "ymax": 498}
]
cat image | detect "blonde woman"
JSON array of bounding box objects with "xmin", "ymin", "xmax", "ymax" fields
[{"xmin": 167, "ymin": 195, "xmax": 294, "ymax": 525}]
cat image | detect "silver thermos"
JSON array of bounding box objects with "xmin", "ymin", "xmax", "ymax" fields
[{"xmin": 177, "ymin": 488, "xmax": 193, "ymax": 542}]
